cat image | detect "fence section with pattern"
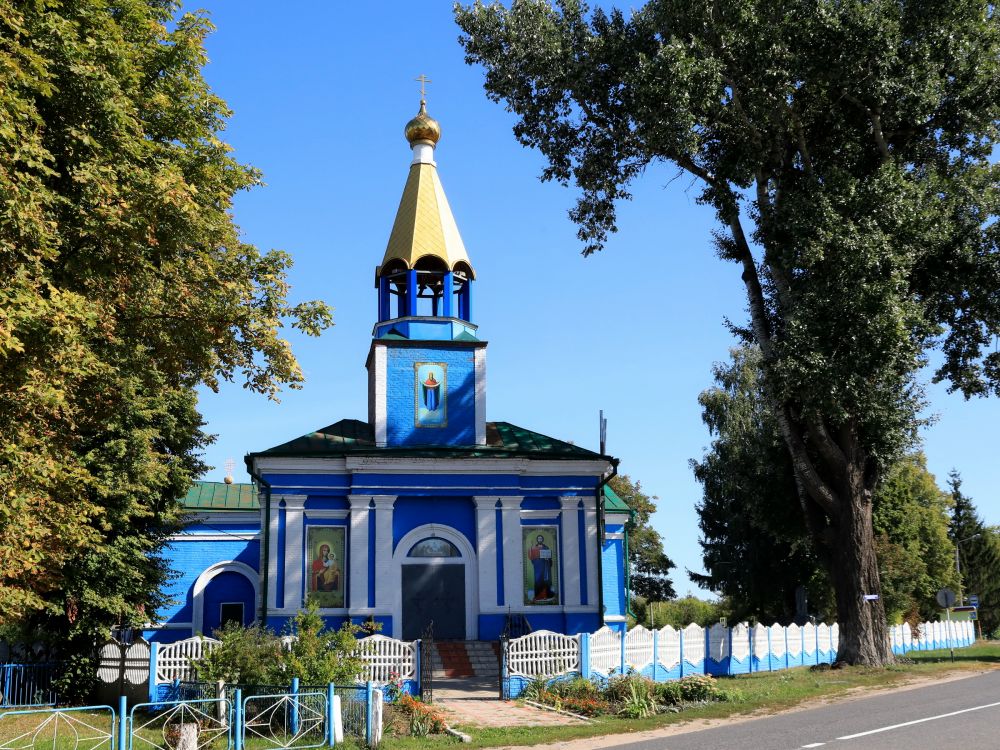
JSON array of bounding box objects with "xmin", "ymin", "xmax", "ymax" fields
[{"xmin": 503, "ymin": 618, "xmax": 976, "ymax": 698}]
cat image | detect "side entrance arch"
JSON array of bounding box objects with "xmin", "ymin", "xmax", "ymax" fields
[
  {"xmin": 393, "ymin": 524, "xmax": 477, "ymax": 641},
  {"xmin": 192, "ymin": 561, "xmax": 259, "ymax": 637}
]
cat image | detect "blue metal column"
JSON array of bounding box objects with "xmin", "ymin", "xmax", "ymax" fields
[
  {"xmin": 147, "ymin": 642, "xmax": 158, "ymax": 704},
  {"xmin": 378, "ymin": 277, "xmax": 390, "ymax": 321},
  {"xmin": 234, "ymin": 689, "xmax": 243, "ymax": 750},
  {"xmin": 579, "ymin": 633, "xmax": 590, "ymax": 681},
  {"xmin": 406, "ymin": 270, "xmax": 418, "ymax": 316},
  {"xmin": 442, "ymin": 272, "xmax": 454, "ymax": 317},
  {"xmin": 365, "ymin": 681, "xmax": 374, "ymax": 746},
  {"xmin": 117, "ymin": 695, "xmax": 127, "ymax": 750},
  {"xmin": 290, "ymin": 677, "xmax": 300, "ymax": 735}
]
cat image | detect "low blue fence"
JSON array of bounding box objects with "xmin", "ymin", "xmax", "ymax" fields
[
  {"xmin": 0, "ymin": 663, "xmax": 59, "ymax": 707},
  {"xmin": 0, "ymin": 684, "xmax": 380, "ymax": 749}
]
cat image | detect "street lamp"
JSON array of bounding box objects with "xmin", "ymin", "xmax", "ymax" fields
[{"xmin": 955, "ymin": 533, "xmax": 981, "ymax": 607}]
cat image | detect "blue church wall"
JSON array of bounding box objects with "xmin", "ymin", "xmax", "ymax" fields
[
  {"xmin": 601, "ymin": 536, "xmax": 626, "ymax": 622},
  {"xmin": 477, "ymin": 612, "xmax": 600, "ymax": 640},
  {"xmin": 149, "ymin": 536, "xmax": 259, "ymax": 642},
  {"xmin": 202, "ymin": 571, "xmax": 255, "ymax": 635},
  {"xmin": 520, "ymin": 498, "xmax": 560, "ymax": 510},
  {"xmin": 305, "ymin": 496, "xmax": 350, "ymax": 510},
  {"xmin": 392, "ymin": 496, "xmax": 476, "ymax": 550},
  {"xmin": 385, "ymin": 345, "xmax": 476, "ymax": 446}
]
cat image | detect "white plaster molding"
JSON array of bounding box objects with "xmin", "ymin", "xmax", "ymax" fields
[
  {"xmin": 192, "ymin": 561, "xmax": 260, "ymax": 636},
  {"xmin": 584, "ymin": 505, "xmax": 600, "ymax": 607},
  {"xmin": 392, "ymin": 524, "xmax": 478, "ymax": 640},
  {"xmin": 519, "ymin": 509, "xmax": 564, "ymax": 518},
  {"xmin": 474, "ymin": 347, "xmax": 487, "ymax": 446},
  {"xmin": 560, "ymin": 497, "xmax": 582, "ymax": 510},
  {"xmin": 345, "ymin": 457, "xmax": 611, "ymax": 476},
  {"xmin": 347, "ymin": 494, "xmax": 374, "ymax": 507},
  {"xmin": 273, "ymin": 494, "xmax": 308, "ymax": 508},
  {"xmin": 253, "ymin": 457, "xmax": 349, "ymax": 474},
  {"xmin": 169, "ymin": 533, "xmax": 259, "ymax": 542},
  {"xmin": 267, "ymin": 505, "xmax": 280, "ymax": 609},
  {"xmin": 605, "ymin": 512, "xmax": 630, "ymax": 525},
  {"xmin": 303, "ymin": 510, "xmax": 350, "ymax": 520},
  {"xmin": 143, "ymin": 622, "xmax": 193, "ymax": 630},
  {"xmin": 370, "ymin": 495, "xmax": 396, "ymax": 509},
  {"xmin": 604, "ymin": 615, "xmax": 627, "ymax": 623},
  {"xmin": 473, "ymin": 495, "xmax": 501, "ymax": 509},
  {"xmin": 605, "ymin": 532, "xmax": 625, "ymax": 540},
  {"xmin": 184, "ymin": 512, "xmax": 261, "ymax": 525}
]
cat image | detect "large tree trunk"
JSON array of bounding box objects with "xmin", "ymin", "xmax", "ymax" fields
[{"xmin": 827, "ymin": 481, "xmax": 893, "ymax": 665}]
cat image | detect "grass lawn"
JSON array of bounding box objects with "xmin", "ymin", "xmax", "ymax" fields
[{"xmin": 378, "ymin": 641, "xmax": 1000, "ymax": 750}]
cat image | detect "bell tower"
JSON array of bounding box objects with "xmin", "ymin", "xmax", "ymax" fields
[{"xmin": 366, "ymin": 96, "xmax": 487, "ymax": 447}]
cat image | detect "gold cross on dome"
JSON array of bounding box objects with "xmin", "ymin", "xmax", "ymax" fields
[{"xmin": 415, "ymin": 74, "xmax": 432, "ymax": 99}]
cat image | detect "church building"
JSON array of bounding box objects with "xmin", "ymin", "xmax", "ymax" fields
[{"xmin": 150, "ymin": 99, "xmax": 632, "ymax": 644}]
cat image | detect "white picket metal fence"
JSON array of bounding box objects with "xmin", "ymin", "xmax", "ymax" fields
[{"xmin": 506, "ymin": 630, "xmax": 580, "ymax": 678}]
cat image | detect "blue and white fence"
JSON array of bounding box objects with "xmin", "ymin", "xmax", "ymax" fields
[
  {"xmin": 145, "ymin": 634, "xmax": 418, "ymax": 703},
  {"xmin": 0, "ymin": 684, "xmax": 383, "ymax": 749},
  {"xmin": 503, "ymin": 619, "xmax": 976, "ymax": 698}
]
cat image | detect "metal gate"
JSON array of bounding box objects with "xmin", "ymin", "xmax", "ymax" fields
[{"xmin": 419, "ymin": 621, "xmax": 434, "ymax": 704}]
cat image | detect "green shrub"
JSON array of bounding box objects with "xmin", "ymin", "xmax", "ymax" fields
[
  {"xmin": 617, "ymin": 678, "xmax": 657, "ymax": 718},
  {"xmin": 548, "ymin": 676, "xmax": 600, "ymax": 699},
  {"xmin": 192, "ymin": 622, "xmax": 286, "ymax": 684},
  {"xmin": 283, "ymin": 598, "xmax": 366, "ymax": 684},
  {"xmin": 678, "ymin": 674, "xmax": 721, "ymax": 702},
  {"xmin": 653, "ymin": 680, "xmax": 683, "ymax": 705}
]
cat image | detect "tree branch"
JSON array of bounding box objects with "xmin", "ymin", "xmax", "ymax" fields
[{"xmin": 842, "ymin": 93, "xmax": 890, "ymax": 161}]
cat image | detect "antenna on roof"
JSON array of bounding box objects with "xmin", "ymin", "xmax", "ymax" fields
[
  {"xmin": 224, "ymin": 458, "xmax": 235, "ymax": 485},
  {"xmin": 599, "ymin": 410, "xmax": 607, "ymax": 455}
]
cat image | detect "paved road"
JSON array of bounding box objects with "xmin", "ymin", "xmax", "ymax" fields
[{"xmin": 605, "ymin": 670, "xmax": 1000, "ymax": 750}]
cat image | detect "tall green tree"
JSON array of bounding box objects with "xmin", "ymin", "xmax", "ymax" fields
[
  {"xmin": 0, "ymin": 0, "xmax": 331, "ymax": 688},
  {"xmin": 693, "ymin": 347, "xmax": 958, "ymax": 626},
  {"xmin": 949, "ymin": 475, "xmax": 1000, "ymax": 633},
  {"xmin": 609, "ymin": 474, "xmax": 675, "ymax": 601},
  {"xmin": 690, "ymin": 347, "xmax": 829, "ymax": 624},
  {"xmin": 457, "ymin": 0, "xmax": 1000, "ymax": 664}
]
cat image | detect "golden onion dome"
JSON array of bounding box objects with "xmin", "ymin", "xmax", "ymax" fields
[{"xmin": 404, "ymin": 99, "xmax": 441, "ymax": 146}]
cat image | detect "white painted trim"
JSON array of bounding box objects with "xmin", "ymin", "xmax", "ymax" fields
[
  {"xmin": 255, "ymin": 456, "xmax": 611, "ymax": 477},
  {"xmin": 374, "ymin": 497, "xmax": 395, "ymax": 611},
  {"xmin": 184, "ymin": 512, "xmax": 261, "ymax": 525},
  {"xmin": 254, "ymin": 458, "xmax": 348, "ymax": 474},
  {"xmin": 474, "ymin": 347, "xmax": 487, "ymax": 446},
  {"xmin": 605, "ymin": 532, "xmax": 625, "ymax": 540},
  {"xmin": 304, "ymin": 510, "xmax": 350, "ymax": 519},
  {"xmin": 584, "ymin": 504, "xmax": 601, "ymax": 607},
  {"xmin": 372, "ymin": 345, "xmax": 387, "ymax": 446},
  {"xmin": 519, "ymin": 509, "xmax": 564, "ymax": 518},
  {"xmin": 501, "ymin": 500, "xmax": 523, "ymax": 607},
  {"xmin": 605, "ymin": 512, "xmax": 630, "ymax": 525},
  {"xmin": 267, "ymin": 503, "xmax": 280, "ymax": 609},
  {"xmin": 273, "ymin": 494, "xmax": 308, "ymax": 508},
  {"xmin": 392, "ymin": 524, "xmax": 478, "ymax": 640},
  {"xmin": 604, "ymin": 615, "xmax": 627, "ymax": 623},
  {"xmin": 169, "ymin": 533, "xmax": 260, "ymax": 542},
  {"xmin": 192, "ymin": 561, "xmax": 260, "ymax": 636}
]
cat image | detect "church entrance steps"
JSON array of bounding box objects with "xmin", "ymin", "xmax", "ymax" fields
[{"xmin": 430, "ymin": 641, "xmax": 500, "ymax": 679}]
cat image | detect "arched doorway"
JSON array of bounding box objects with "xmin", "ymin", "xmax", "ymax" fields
[
  {"xmin": 192, "ymin": 561, "xmax": 259, "ymax": 637},
  {"xmin": 393, "ymin": 525, "xmax": 476, "ymax": 641}
]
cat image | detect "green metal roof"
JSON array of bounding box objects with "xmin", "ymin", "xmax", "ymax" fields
[
  {"xmin": 245, "ymin": 419, "xmax": 611, "ymax": 465},
  {"xmin": 603, "ymin": 484, "xmax": 632, "ymax": 513},
  {"xmin": 182, "ymin": 481, "xmax": 258, "ymax": 511}
]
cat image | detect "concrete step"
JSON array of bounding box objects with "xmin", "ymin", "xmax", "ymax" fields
[{"xmin": 430, "ymin": 641, "xmax": 500, "ymax": 679}]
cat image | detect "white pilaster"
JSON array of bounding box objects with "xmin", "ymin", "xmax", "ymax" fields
[
  {"xmin": 585, "ymin": 498, "xmax": 601, "ymax": 607},
  {"xmin": 560, "ymin": 497, "xmax": 582, "ymax": 607},
  {"xmin": 372, "ymin": 496, "xmax": 396, "ymax": 611},
  {"xmin": 474, "ymin": 497, "xmax": 499, "ymax": 610},
  {"xmin": 266, "ymin": 500, "xmax": 280, "ymax": 610},
  {"xmin": 501, "ymin": 497, "xmax": 524, "ymax": 608},
  {"xmin": 348, "ymin": 495, "xmax": 372, "ymax": 611},
  {"xmin": 474, "ymin": 347, "xmax": 487, "ymax": 446},
  {"xmin": 371, "ymin": 346, "xmax": 387, "ymax": 446},
  {"xmin": 278, "ymin": 495, "xmax": 307, "ymax": 609}
]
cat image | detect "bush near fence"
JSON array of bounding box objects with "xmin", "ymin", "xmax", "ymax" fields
[{"xmin": 503, "ymin": 619, "xmax": 976, "ymax": 698}]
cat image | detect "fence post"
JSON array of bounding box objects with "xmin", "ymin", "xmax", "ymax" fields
[
  {"xmin": 580, "ymin": 633, "xmax": 590, "ymax": 681},
  {"xmin": 365, "ymin": 681, "xmax": 374, "ymax": 747},
  {"xmin": 290, "ymin": 677, "xmax": 300, "ymax": 735},
  {"xmin": 651, "ymin": 630, "xmax": 658, "ymax": 681},
  {"xmin": 619, "ymin": 628, "xmax": 627, "ymax": 674},
  {"xmin": 234, "ymin": 688, "xmax": 243, "ymax": 750},
  {"xmin": 117, "ymin": 695, "xmax": 127, "ymax": 750},
  {"xmin": 703, "ymin": 627, "xmax": 709, "ymax": 676},
  {"xmin": 726, "ymin": 627, "xmax": 733, "ymax": 676},
  {"xmin": 678, "ymin": 630, "xmax": 684, "ymax": 678},
  {"xmin": 147, "ymin": 641, "xmax": 158, "ymax": 704},
  {"xmin": 326, "ymin": 683, "xmax": 336, "ymax": 746}
]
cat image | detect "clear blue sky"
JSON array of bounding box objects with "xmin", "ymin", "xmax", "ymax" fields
[{"xmin": 192, "ymin": 1, "xmax": 1000, "ymax": 596}]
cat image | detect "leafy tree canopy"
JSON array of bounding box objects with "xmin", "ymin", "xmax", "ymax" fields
[
  {"xmin": 0, "ymin": 0, "xmax": 331, "ymax": 678},
  {"xmin": 949, "ymin": 475, "xmax": 1000, "ymax": 633},
  {"xmin": 610, "ymin": 474, "xmax": 676, "ymax": 602},
  {"xmin": 457, "ymin": 0, "xmax": 1000, "ymax": 664}
]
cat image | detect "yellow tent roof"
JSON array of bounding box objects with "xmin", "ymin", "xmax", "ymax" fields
[{"xmin": 379, "ymin": 160, "xmax": 475, "ymax": 278}]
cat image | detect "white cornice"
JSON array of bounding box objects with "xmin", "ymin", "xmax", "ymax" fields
[
  {"xmin": 183, "ymin": 512, "xmax": 261, "ymax": 525},
  {"xmin": 255, "ymin": 455, "xmax": 610, "ymax": 478}
]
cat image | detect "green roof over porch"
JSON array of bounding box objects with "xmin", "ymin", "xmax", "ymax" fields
[
  {"xmin": 245, "ymin": 419, "xmax": 614, "ymax": 464},
  {"xmin": 182, "ymin": 481, "xmax": 258, "ymax": 511}
]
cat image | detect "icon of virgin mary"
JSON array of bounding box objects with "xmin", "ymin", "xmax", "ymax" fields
[{"xmin": 422, "ymin": 371, "xmax": 441, "ymax": 411}]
